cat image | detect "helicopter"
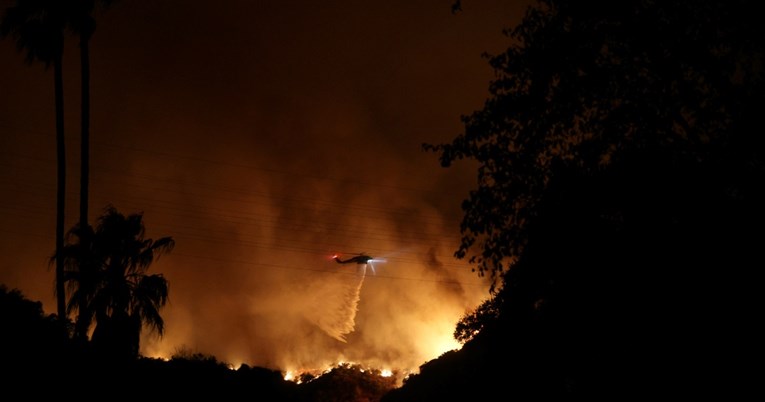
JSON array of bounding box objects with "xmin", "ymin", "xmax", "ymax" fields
[
  {"xmin": 333, "ymin": 253, "xmax": 374, "ymax": 265},
  {"xmin": 332, "ymin": 252, "xmax": 385, "ymax": 274}
]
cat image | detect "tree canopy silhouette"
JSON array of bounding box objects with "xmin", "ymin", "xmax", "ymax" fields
[
  {"xmin": 0, "ymin": 285, "xmax": 70, "ymax": 369},
  {"xmin": 396, "ymin": 0, "xmax": 765, "ymax": 398},
  {"xmin": 61, "ymin": 205, "xmax": 174, "ymax": 361},
  {"xmin": 425, "ymin": 0, "xmax": 765, "ymax": 281}
]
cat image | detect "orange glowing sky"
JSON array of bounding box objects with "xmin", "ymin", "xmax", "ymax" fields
[{"xmin": 0, "ymin": 0, "xmax": 528, "ymax": 374}]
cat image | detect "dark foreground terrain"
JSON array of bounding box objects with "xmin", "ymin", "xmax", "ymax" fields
[{"xmin": 1, "ymin": 286, "xmax": 397, "ymax": 401}]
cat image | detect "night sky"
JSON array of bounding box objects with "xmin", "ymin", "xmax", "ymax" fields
[{"xmin": 0, "ymin": 0, "xmax": 529, "ymax": 374}]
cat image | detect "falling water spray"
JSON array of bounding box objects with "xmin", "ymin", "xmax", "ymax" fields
[{"xmin": 305, "ymin": 264, "xmax": 368, "ymax": 342}]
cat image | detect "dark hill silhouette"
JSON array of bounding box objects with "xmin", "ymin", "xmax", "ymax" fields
[
  {"xmin": 0, "ymin": 286, "xmax": 395, "ymax": 401},
  {"xmin": 296, "ymin": 363, "xmax": 398, "ymax": 402}
]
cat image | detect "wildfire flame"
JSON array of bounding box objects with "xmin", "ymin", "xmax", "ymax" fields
[{"xmin": 138, "ymin": 250, "xmax": 489, "ymax": 386}]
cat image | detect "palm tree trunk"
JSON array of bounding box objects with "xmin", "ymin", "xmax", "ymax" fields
[
  {"xmin": 54, "ymin": 53, "xmax": 67, "ymax": 321},
  {"xmin": 79, "ymin": 32, "xmax": 90, "ymax": 230}
]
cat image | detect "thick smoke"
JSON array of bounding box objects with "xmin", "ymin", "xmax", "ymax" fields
[{"xmin": 0, "ymin": 0, "xmax": 528, "ymax": 376}]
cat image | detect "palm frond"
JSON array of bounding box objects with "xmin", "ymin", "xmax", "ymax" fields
[
  {"xmin": 59, "ymin": 204, "xmax": 173, "ymax": 346},
  {"xmin": 133, "ymin": 274, "xmax": 169, "ymax": 335},
  {"xmin": 0, "ymin": 0, "xmax": 67, "ymax": 67}
]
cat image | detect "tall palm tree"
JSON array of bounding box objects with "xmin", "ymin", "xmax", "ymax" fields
[
  {"xmin": 70, "ymin": 0, "xmax": 114, "ymax": 232},
  {"xmin": 62, "ymin": 205, "xmax": 174, "ymax": 360},
  {"xmin": 1, "ymin": 0, "xmax": 69, "ymax": 321}
]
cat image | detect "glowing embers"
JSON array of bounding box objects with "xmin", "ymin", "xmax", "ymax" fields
[{"xmin": 283, "ymin": 362, "xmax": 399, "ymax": 385}]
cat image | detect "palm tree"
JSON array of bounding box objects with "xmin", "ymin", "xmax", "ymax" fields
[
  {"xmin": 1, "ymin": 0, "xmax": 69, "ymax": 321},
  {"xmin": 70, "ymin": 0, "xmax": 115, "ymax": 232},
  {"xmin": 62, "ymin": 205, "xmax": 174, "ymax": 360}
]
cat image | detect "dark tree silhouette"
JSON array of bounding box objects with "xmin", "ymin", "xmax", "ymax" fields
[
  {"xmin": 1, "ymin": 0, "xmax": 70, "ymax": 322},
  {"xmin": 0, "ymin": 285, "xmax": 70, "ymax": 370},
  {"xmin": 425, "ymin": 0, "xmax": 765, "ymax": 280},
  {"xmin": 394, "ymin": 0, "xmax": 765, "ymax": 399},
  {"xmin": 61, "ymin": 205, "xmax": 174, "ymax": 361}
]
